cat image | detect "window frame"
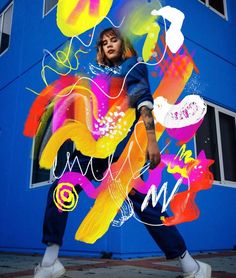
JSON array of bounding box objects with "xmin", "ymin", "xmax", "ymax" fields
[
  {"xmin": 29, "ymin": 137, "xmax": 55, "ymax": 189},
  {"xmin": 29, "ymin": 136, "xmax": 75, "ymax": 189},
  {"xmin": 42, "ymin": 0, "xmax": 58, "ymax": 18},
  {"xmin": 198, "ymin": 0, "xmax": 228, "ymax": 20},
  {"xmin": 194, "ymin": 100, "xmax": 236, "ymax": 188},
  {"xmin": 0, "ymin": 1, "xmax": 14, "ymax": 57}
]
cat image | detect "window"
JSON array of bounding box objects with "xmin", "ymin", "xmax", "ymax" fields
[
  {"xmin": 198, "ymin": 0, "xmax": 228, "ymax": 18},
  {"xmin": 0, "ymin": 2, "xmax": 13, "ymax": 55},
  {"xmin": 195, "ymin": 102, "xmax": 236, "ymax": 187},
  {"xmin": 30, "ymin": 114, "xmax": 74, "ymax": 188},
  {"xmin": 43, "ymin": 0, "xmax": 58, "ymax": 17}
]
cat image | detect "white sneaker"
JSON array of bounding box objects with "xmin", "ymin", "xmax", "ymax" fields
[
  {"xmin": 183, "ymin": 260, "xmax": 211, "ymax": 278},
  {"xmin": 34, "ymin": 259, "xmax": 66, "ymax": 278}
]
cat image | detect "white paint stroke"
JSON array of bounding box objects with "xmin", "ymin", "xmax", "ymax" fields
[
  {"xmin": 153, "ymin": 95, "xmax": 207, "ymax": 128},
  {"xmin": 151, "ymin": 6, "xmax": 185, "ymax": 53}
]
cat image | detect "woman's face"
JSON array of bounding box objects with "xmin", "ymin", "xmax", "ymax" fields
[{"xmin": 101, "ymin": 31, "xmax": 122, "ymax": 65}]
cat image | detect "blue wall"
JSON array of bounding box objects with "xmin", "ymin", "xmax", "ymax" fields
[{"xmin": 0, "ymin": 0, "xmax": 235, "ymax": 258}]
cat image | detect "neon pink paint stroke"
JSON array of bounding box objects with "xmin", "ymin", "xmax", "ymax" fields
[
  {"xmin": 68, "ymin": 0, "xmax": 100, "ymax": 24},
  {"xmin": 53, "ymin": 97, "xmax": 68, "ymax": 132},
  {"xmin": 90, "ymin": 0, "xmax": 100, "ymax": 15},
  {"xmin": 91, "ymin": 75, "xmax": 109, "ymax": 140},
  {"xmin": 132, "ymin": 162, "xmax": 166, "ymax": 194},
  {"xmin": 166, "ymin": 119, "xmax": 203, "ymax": 142},
  {"xmin": 58, "ymin": 172, "xmax": 102, "ymax": 199}
]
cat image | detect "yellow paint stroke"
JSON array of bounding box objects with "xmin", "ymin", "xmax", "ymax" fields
[
  {"xmin": 56, "ymin": 0, "xmax": 113, "ymax": 37},
  {"xmin": 122, "ymin": 1, "xmax": 161, "ymax": 62},
  {"xmin": 167, "ymin": 144, "xmax": 195, "ymax": 178},
  {"xmin": 41, "ymin": 44, "xmax": 88, "ymax": 86},
  {"xmin": 40, "ymin": 108, "xmax": 135, "ymax": 169},
  {"xmin": 75, "ymin": 56, "xmax": 194, "ymax": 243}
]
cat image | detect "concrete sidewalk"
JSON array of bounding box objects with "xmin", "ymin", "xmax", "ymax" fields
[{"xmin": 0, "ymin": 251, "xmax": 235, "ymax": 278}]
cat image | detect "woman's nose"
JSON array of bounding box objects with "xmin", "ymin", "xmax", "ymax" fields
[{"xmin": 107, "ymin": 41, "xmax": 112, "ymax": 48}]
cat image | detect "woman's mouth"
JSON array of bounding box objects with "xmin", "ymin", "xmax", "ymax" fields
[{"xmin": 108, "ymin": 49, "xmax": 115, "ymax": 54}]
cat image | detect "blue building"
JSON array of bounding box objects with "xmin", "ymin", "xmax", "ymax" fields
[{"xmin": 0, "ymin": 0, "xmax": 235, "ymax": 259}]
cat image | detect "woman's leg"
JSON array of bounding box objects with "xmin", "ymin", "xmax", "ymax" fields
[
  {"xmin": 128, "ymin": 189, "xmax": 186, "ymax": 259},
  {"xmin": 41, "ymin": 158, "xmax": 109, "ymax": 255},
  {"xmin": 128, "ymin": 189, "xmax": 212, "ymax": 277},
  {"xmin": 42, "ymin": 180, "xmax": 83, "ymax": 247}
]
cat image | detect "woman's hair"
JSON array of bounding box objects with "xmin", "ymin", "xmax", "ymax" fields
[{"xmin": 96, "ymin": 27, "xmax": 137, "ymax": 66}]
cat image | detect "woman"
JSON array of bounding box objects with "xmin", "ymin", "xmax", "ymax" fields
[{"xmin": 34, "ymin": 28, "xmax": 211, "ymax": 278}]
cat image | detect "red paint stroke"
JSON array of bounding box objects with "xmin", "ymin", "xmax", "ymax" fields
[
  {"xmin": 24, "ymin": 75, "xmax": 77, "ymax": 137},
  {"xmin": 162, "ymin": 151, "xmax": 214, "ymax": 226},
  {"xmin": 160, "ymin": 36, "xmax": 185, "ymax": 78},
  {"xmin": 154, "ymin": 35, "xmax": 199, "ymax": 77}
]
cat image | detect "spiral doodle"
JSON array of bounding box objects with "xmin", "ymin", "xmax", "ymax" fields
[{"xmin": 53, "ymin": 182, "xmax": 79, "ymax": 211}]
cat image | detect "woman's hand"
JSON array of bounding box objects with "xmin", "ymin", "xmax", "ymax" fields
[
  {"xmin": 140, "ymin": 105, "xmax": 161, "ymax": 169},
  {"xmin": 146, "ymin": 140, "xmax": 161, "ymax": 169}
]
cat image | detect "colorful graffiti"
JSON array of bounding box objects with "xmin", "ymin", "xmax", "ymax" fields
[{"xmin": 24, "ymin": 1, "xmax": 214, "ymax": 244}]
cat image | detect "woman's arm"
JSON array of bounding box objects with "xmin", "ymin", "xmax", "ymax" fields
[
  {"xmin": 123, "ymin": 58, "xmax": 160, "ymax": 168},
  {"xmin": 140, "ymin": 106, "xmax": 161, "ymax": 169}
]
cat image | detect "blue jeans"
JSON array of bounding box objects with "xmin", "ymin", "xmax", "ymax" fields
[{"xmin": 42, "ymin": 159, "xmax": 186, "ymax": 259}]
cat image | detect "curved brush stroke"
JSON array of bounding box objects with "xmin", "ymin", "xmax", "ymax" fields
[
  {"xmin": 153, "ymin": 95, "xmax": 207, "ymax": 128},
  {"xmin": 23, "ymin": 75, "xmax": 78, "ymax": 137},
  {"xmin": 151, "ymin": 6, "xmax": 185, "ymax": 53},
  {"xmin": 58, "ymin": 172, "xmax": 101, "ymax": 199},
  {"xmin": 166, "ymin": 119, "xmax": 203, "ymax": 143},
  {"xmin": 39, "ymin": 109, "xmax": 135, "ymax": 169}
]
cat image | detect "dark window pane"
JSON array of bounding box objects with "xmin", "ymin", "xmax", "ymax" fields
[
  {"xmin": 0, "ymin": 5, "xmax": 13, "ymax": 54},
  {"xmin": 32, "ymin": 158, "xmax": 51, "ymax": 184},
  {"xmin": 31, "ymin": 114, "xmax": 53, "ymax": 185},
  {"xmin": 195, "ymin": 105, "xmax": 221, "ymax": 181},
  {"xmin": 54, "ymin": 140, "xmax": 74, "ymax": 177},
  {"xmin": 31, "ymin": 112, "xmax": 74, "ymax": 186},
  {"xmin": 44, "ymin": 0, "xmax": 58, "ymax": 15},
  {"xmin": 0, "ymin": 14, "xmax": 2, "ymax": 32},
  {"xmin": 209, "ymin": 0, "xmax": 225, "ymax": 15},
  {"xmin": 219, "ymin": 112, "xmax": 236, "ymax": 182},
  {"xmin": 0, "ymin": 15, "xmax": 2, "ymax": 50}
]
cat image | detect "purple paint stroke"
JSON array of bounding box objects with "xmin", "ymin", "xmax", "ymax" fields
[
  {"xmin": 166, "ymin": 119, "xmax": 203, "ymax": 143},
  {"xmin": 133, "ymin": 162, "xmax": 166, "ymax": 194},
  {"xmin": 133, "ymin": 151, "xmax": 211, "ymax": 194},
  {"xmin": 58, "ymin": 171, "xmax": 103, "ymax": 199},
  {"xmin": 52, "ymin": 97, "xmax": 68, "ymax": 132},
  {"xmin": 68, "ymin": 0, "xmax": 100, "ymax": 23},
  {"xmin": 90, "ymin": 0, "xmax": 100, "ymax": 15},
  {"xmin": 91, "ymin": 75, "xmax": 109, "ymax": 140}
]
